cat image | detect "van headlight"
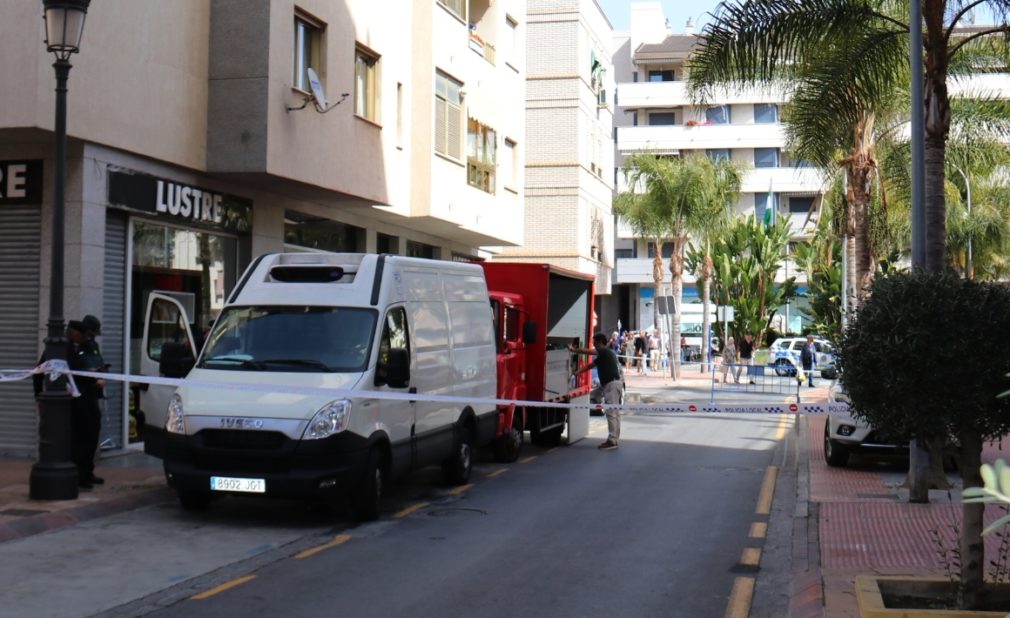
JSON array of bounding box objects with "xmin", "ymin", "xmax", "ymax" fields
[
  {"xmin": 166, "ymin": 394, "xmax": 186, "ymax": 434},
  {"xmin": 304, "ymin": 400, "xmax": 351, "ymax": 439}
]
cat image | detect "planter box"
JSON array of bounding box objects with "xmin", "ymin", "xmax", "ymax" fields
[{"xmin": 856, "ymin": 575, "xmax": 1010, "ymax": 617}]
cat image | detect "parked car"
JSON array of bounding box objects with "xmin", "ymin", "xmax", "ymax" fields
[
  {"xmin": 824, "ymin": 380, "xmax": 906, "ymax": 467},
  {"xmin": 768, "ymin": 337, "xmax": 836, "ymax": 377}
]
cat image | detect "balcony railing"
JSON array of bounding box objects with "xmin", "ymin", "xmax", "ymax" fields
[
  {"xmin": 469, "ymin": 33, "xmax": 495, "ymax": 65},
  {"xmin": 617, "ymin": 81, "xmax": 789, "ymax": 108},
  {"xmin": 618, "ymin": 123, "xmax": 786, "ymax": 153}
]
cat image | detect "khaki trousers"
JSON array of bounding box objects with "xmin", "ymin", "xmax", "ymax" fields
[{"xmin": 602, "ymin": 380, "xmax": 622, "ymax": 442}]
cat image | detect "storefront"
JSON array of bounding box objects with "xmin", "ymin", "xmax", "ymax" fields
[{"xmin": 103, "ymin": 169, "xmax": 252, "ymax": 451}]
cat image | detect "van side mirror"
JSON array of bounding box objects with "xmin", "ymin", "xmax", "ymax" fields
[
  {"xmin": 159, "ymin": 342, "xmax": 195, "ymax": 378},
  {"xmin": 523, "ymin": 321, "xmax": 537, "ymax": 344},
  {"xmin": 383, "ymin": 347, "xmax": 410, "ymax": 388}
]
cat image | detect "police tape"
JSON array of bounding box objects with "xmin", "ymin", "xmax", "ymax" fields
[
  {"xmin": 0, "ymin": 359, "xmax": 81, "ymax": 397},
  {"xmin": 1, "ymin": 363, "xmax": 849, "ymax": 415}
]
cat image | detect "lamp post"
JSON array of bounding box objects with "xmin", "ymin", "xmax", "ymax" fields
[{"xmin": 29, "ymin": 0, "xmax": 91, "ymax": 500}]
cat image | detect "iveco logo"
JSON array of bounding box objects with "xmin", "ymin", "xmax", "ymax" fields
[{"xmin": 220, "ymin": 418, "xmax": 265, "ymax": 430}]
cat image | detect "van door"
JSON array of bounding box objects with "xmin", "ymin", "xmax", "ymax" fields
[
  {"xmin": 139, "ymin": 292, "xmax": 196, "ymax": 458},
  {"xmin": 374, "ymin": 306, "xmax": 417, "ymax": 474}
]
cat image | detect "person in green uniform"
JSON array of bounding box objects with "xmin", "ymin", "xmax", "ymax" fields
[{"xmin": 68, "ymin": 317, "xmax": 105, "ymax": 490}]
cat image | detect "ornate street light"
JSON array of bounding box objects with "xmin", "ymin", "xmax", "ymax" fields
[{"xmin": 30, "ymin": 0, "xmax": 91, "ymax": 500}]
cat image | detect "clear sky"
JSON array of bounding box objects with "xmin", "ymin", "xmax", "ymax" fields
[{"xmin": 595, "ymin": 0, "xmax": 724, "ymax": 33}]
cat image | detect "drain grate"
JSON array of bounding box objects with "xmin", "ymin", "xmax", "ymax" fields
[
  {"xmin": 426, "ymin": 507, "xmax": 487, "ymax": 518},
  {"xmin": 1, "ymin": 508, "xmax": 48, "ymax": 516}
]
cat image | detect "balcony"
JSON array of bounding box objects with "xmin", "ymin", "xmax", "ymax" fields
[
  {"xmin": 469, "ymin": 32, "xmax": 496, "ymax": 65},
  {"xmin": 618, "ymin": 123, "xmax": 785, "ymax": 153},
  {"xmin": 742, "ymin": 167, "xmax": 827, "ymax": 193},
  {"xmin": 616, "ymin": 257, "xmax": 807, "ymax": 286},
  {"xmin": 618, "ymin": 81, "xmax": 788, "ymax": 109}
]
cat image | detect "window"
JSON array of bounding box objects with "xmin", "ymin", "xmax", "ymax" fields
[
  {"xmin": 614, "ymin": 248, "xmax": 634, "ymax": 259},
  {"xmin": 789, "ymin": 196, "xmax": 815, "ymax": 214},
  {"xmin": 707, "ymin": 149, "xmax": 730, "ymax": 163},
  {"xmin": 503, "ymin": 15, "xmax": 518, "ymax": 68},
  {"xmin": 435, "ymin": 70, "xmax": 463, "ymax": 160},
  {"xmin": 467, "ymin": 118, "xmax": 496, "ymax": 194},
  {"xmin": 754, "ymin": 103, "xmax": 778, "ymax": 124},
  {"xmin": 649, "ymin": 70, "xmax": 674, "ymax": 82},
  {"xmin": 502, "ymin": 138, "xmax": 517, "ymax": 190},
  {"xmin": 377, "ymin": 233, "xmax": 399, "ymax": 254},
  {"xmin": 648, "ymin": 112, "xmax": 676, "ymax": 126},
  {"xmin": 284, "ymin": 211, "xmax": 365, "ymax": 252},
  {"xmin": 406, "ymin": 240, "xmax": 439, "ymax": 259},
  {"xmin": 632, "ymin": 71, "xmax": 638, "ymax": 82},
  {"xmin": 354, "ymin": 45, "xmax": 379, "ymax": 122},
  {"xmin": 706, "ymin": 105, "xmax": 730, "ymax": 124},
  {"xmin": 437, "ymin": 0, "xmax": 465, "ymax": 21},
  {"xmin": 396, "ymin": 83, "xmax": 403, "ymax": 147},
  {"xmin": 293, "ymin": 15, "xmax": 323, "ymax": 92},
  {"xmin": 375, "ymin": 307, "xmax": 409, "ymax": 386},
  {"xmin": 647, "ymin": 242, "xmax": 675, "ymax": 258},
  {"xmin": 754, "ymin": 147, "xmax": 779, "ymax": 168},
  {"xmin": 754, "ymin": 192, "xmax": 779, "ymax": 220},
  {"xmin": 632, "ymin": 111, "xmax": 638, "ymax": 126}
]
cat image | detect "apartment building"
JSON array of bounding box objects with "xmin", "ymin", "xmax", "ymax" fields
[
  {"xmin": 494, "ymin": 0, "xmax": 617, "ymax": 327},
  {"xmin": 0, "ymin": 0, "xmax": 525, "ymax": 456},
  {"xmin": 612, "ymin": 2, "xmax": 825, "ymax": 335}
]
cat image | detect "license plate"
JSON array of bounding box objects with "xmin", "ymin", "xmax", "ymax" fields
[{"xmin": 210, "ymin": 476, "xmax": 266, "ymax": 493}]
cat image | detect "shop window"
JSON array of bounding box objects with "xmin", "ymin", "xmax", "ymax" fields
[
  {"xmin": 435, "ymin": 70, "xmax": 463, "ymax": 160},
  {"xmin": 754, "ymin": 103, "xmax": 778, "ymax": 124},
  {"xmin": 706, "ymin": 105, "xmax": 731, "ymax": 124},
  {"xmin": 354, "ymin": 45, "xmax": 379, "ymax": 122},
  {"xmin": 755, "ymin": 148, "xmax": 780, "ymax": 168},
  {"xmin": 284, "ymin": 211, "xmax": 365, "ymax": 252},
  {"xmin": 467, "ymin": 118, "xmax": 496, "ymax": 194},
  {"xmin": 293, "ymin": 13, "xmax": 323, "ymax": 92},
  {"xmin": 406, "ymin": 240, "xmax": 439, "ymax": 259}
]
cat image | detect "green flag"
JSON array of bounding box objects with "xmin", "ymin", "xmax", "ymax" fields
[{"xmin": 762, "ymin": 183, "xmax": 775, "ymax": 228}]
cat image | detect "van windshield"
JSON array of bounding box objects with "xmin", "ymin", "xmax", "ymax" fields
[{"xmin": 198, "ymin": 306, "xmax": 377, "ymax": 372}]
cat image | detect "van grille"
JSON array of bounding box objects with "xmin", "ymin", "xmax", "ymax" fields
[{"xmin": 198, "ymin": 429, "xmax": 286, "ymax": 450}]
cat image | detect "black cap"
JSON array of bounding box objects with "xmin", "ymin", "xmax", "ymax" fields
[
  {"xmin": 592, "ymin": 332, "xmax": 608, "ymax": 345},
  {"xmin": 67, "ymin": 320, "xmax": 86, "ymax": 333},
  {"xmin": 81, "ymin": 314, "xmax": 102, "ymax": 335}
]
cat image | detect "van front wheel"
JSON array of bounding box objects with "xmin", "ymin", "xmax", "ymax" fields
[
  {"xmin": 443, "ymin": 425, "xmax": 473, "ymax": 485},
  {"xmin": 352, "ymin": 447, "xmax": 385, "ymax": 521}
]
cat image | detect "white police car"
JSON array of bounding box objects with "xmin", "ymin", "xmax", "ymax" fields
[{"xmin": 768, "ymin": 337, "xmax": 835, "ymax": 377}]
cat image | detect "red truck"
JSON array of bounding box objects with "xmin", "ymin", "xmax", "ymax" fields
[{"xmin": 480, "ymin": 262, "xmax": 596, "ymax": 461}]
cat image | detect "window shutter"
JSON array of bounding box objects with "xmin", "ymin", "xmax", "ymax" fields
[
  {"xmin": 435, "ymin": 97, "xmax": 447, "ymax": 155},
  {"xmin": 447, "ymin": 100, "xmax": 462, "ymax": 160}
]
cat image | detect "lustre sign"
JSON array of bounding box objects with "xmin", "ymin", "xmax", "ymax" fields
[
  {"xmin": 107, "ymin": 170, "xmax": 251, "ymax": 233},
  {"xmin": 0, "ymin": 160, "xmax": 43, "ymax": 205}
]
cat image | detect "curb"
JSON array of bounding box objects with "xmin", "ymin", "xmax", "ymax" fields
[
  {"xmin": 790, "ymin": 414, "xmax": 825, "ymax": 618},
  {"xmin": 0, "ymin": 486, "xmax": 173, "ymax": 544}
]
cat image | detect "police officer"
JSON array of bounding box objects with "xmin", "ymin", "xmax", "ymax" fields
[{"xmin": 69, "ymin": 316, "xmax": 105, "ymax": 490}]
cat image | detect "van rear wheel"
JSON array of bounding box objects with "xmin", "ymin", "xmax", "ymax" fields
[
  {"xmin": 352, "ymin": 447, "xmax": 385, "ymax": 521},
  {"xmin": 443, "ymin": 425, "xmax": 473, "ymax": 485}
]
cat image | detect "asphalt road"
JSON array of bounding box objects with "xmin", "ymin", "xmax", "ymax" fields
[{"xmin": 123, "ymin": 412, "xmax": 795, "ymax": 618}]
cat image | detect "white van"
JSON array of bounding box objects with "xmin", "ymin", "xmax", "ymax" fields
[{"xmin": 147, "ymin": 253, "xmax": 498, "ymax": 520}]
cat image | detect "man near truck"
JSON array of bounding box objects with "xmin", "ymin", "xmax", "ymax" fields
[{"xmin": 572, "ymin": 333, "xmax": 623, "ymax": 450}]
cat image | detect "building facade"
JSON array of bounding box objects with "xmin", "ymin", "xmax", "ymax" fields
[
  {"xmin": 0, "ymin": 0, "xmax": 526, "ymax": 456},
  {"xmin": 495, "ymin": 0, "xmax": 617, "ymax": 330},
  {"xmin": 612, "ymin": 2, "xmax": 825, "ymax": 336}
]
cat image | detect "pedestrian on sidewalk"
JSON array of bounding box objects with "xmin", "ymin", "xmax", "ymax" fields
[
  {"xmin": 800, "ymin": 334, "xmax": 816, "ymax": 387},
  {"xmin": 648, "ymin": 330, "xmax": 661, "ymax": 373},
  {"xmin": 737, "ymin": 333, "xmax": 755, "ymax": 385},
  {"xmin": 622, "ymin": 330, "xmax": 634, "ymax": 368},
  {"xmin": 69, "ymin": 316, "xmax": 106, "ymax": 490},
  {"xmin": 571, "ymin": 333, "xmax": 622, "ymax": 450},
  {"xmin": 720, "ymin": 336, "xmax": 737, "ymax": 383},
  {"xmin": 634, "ymin": 331, "xmax": 646, "ymax": 374}
]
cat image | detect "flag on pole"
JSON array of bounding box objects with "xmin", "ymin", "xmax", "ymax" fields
[{"xmin": 762, "ymin": 180, "xmax": 775, "ymax": 228}]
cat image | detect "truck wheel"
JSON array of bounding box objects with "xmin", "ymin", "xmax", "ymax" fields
[
  {"xmin": 177, "ymin": 489, "xmax": 212, "ymax": 511},
  {"xmin": 823, "ymin": 422, "xmax": 850, "ymax": 467},
  {"xmin": 494, "ymin": 416, "xmax": 524, "ymax": 463},
  {"xmin": 352, "ymin": 447, "xmax": 385, "ymax": 522},
  {"xmin": 443, "ymin": 425, "xmax": 473, "ymax": 485}
]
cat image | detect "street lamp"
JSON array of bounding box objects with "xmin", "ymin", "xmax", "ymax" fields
[{"xmin": 29, "ymin": 0, "xmax": 91, "ymax": 500}]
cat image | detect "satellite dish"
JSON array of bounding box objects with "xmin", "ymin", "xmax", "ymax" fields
[{"xmin": 306, "ymin": 67, "xmax": 327, "ymax": 111}]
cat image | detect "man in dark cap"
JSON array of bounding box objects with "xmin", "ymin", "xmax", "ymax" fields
[{"xmin": 68, "ymin": 317, "xmax": 106, "ymax": 490}]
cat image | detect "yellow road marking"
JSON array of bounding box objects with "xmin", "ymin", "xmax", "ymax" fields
[
  {"xmin": 749, "ymin": 522, "xmax": 767, "ymax": 539},
  {"xmin": 546, "ymin": 447, "xmax": 559, "ymax": 454},
  {"xmin": 393, "ymin": 502, "xmax": 429, "ymax": 518},
  {"xmin": 740, "ymin": 547, "xmax": 762, "ymax": 567},
  {"xmin": 294, "ymin": 534, "xmax": 351, "ymax": 559},
  {"xmin": 775, "ymin": 414, "xmax": 791, "ymax": 440},
  {"xmin": 448, "ymin": 483, "xmax": 474, "ymax": 496},
  {"xmin": 724, "ymin": 577, "xmax": 755, "ymax": 618},
  {"xmin": 756, "ymin": 466, "xmax": 777, "ymax": 515},
  {"xmin": 519, "ymin": 455, "xmax": 538, "ymax": 464},
  {"xmin": 485, "ymin": 468, "xmax": 508, "ymax": 478},
  {"xmin": 191, "ymin": 575, "xmax": 257, "ymax": 600}
]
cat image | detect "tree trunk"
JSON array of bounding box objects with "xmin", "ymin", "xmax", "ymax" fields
[
  {"xmin": 958, "ymin": 427, "xmax": 984, "ymax": 610},
  {"xmin": 923, "ymin": 136, "xmax": 948, "ymax": 273},
  {"xmin": 701, "ymin": 248, "xmax": 714, "ymax": 374},
  {"xmin": 922, "ymin": 3, "xmax": 951, "ymax": 275},
  {"xmin": 669, "ymin": 239, "xmax": 686, "ymax": 380}
]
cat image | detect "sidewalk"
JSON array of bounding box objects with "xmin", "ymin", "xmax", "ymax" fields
[{"xmin": 0, "ymin": 449, "xmax": 170, "ymax": 544}]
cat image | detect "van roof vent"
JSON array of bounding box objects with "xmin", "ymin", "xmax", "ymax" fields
[{"xmin": 268, "ymin": 265, "xmax": 356, "ymax": 283}]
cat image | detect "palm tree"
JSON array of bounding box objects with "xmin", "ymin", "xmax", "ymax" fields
[{"xmin": 613, "ymin": 188, "xmax": 673, "ymax": 344}]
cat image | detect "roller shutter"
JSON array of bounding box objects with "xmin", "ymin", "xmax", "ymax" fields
[{"xmin": 100, "ymin": 211, "xmax": 127, "ymax": 450}]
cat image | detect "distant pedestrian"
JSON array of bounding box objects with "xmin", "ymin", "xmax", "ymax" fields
[
  {"xmin": 737, "ymin": 333, "xmax": 755, "ymax": 385},
  {"xmin": 800, "ymin": 334, "xmax": 817, "ymax": 387},
  {"xmin": 633, "ymin": 331, "xmax": 646, "ymax": 374},
  {"xmin": 622, "ymin": 331, "xmax": 634, "ymax": 368},
  {"xmin": 648, "ymin": 330, "xmax": 661, "ymax": 372},
  {"xmin": 571, "ymin": 333, "xmax": 622, "ymax": 450},
  {"xmin": 721, "ymin": 337, "xmax": 737, "ymax": 383},
  {"xmin": 69, "ymin": 316, "xmax": 106, "ymax": 490},
  {"xmin": 679, "ymin": 335, "xmax": 687, "ymax": 364}
]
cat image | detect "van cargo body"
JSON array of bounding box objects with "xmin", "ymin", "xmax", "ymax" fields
[
  {"xmin": 161, "ymin": 253, "xmax": 497, "ymax": 519},
  {"xmin": 480, "ymin": 262, "xmax": 594, "ymax": 455}
]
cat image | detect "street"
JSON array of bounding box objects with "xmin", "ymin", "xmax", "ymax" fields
[{"xmin": 2, "ymin": 411, "xmax": 797, "ymax": 618}]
